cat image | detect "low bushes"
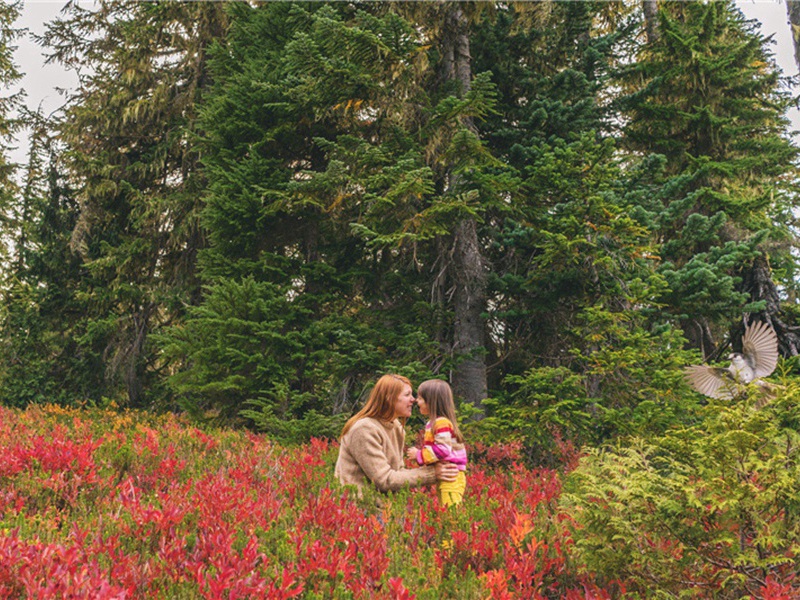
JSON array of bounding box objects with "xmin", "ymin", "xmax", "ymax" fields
[{"xmin": 0, "ymin": 404, "xmax": 601, "ymax": 599}]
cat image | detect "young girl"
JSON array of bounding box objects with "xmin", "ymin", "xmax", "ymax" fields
[{"xmin": 406, "ymin": 379, "xmax": 467, "ymax": 506}]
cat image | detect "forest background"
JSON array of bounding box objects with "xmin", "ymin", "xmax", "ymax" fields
[
  {"xmin": 4, "ymin": 1, "xmax": 800, "ymax": 596},
  {"xmin": 1, "ymin": 0, "xmax": 799, "ymax": 445},
  {"xmin": 0, "ymin": 0, "xmax": 799, "ymax": 444}
]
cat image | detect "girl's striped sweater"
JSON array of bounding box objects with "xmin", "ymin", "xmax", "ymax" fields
[{"xmin": 413, "ymin": 417, "xmax": 467, "ymax": 471}]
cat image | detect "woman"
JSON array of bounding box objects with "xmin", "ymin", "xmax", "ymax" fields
[{"xmin": 335, "ymin": 374, "xmax": 459, "ymax": 493}]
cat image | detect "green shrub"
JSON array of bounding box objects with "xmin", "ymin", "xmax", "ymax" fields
[{"xmin": 563, "ymin": 375, "xmax": 800, "ymax": 598}]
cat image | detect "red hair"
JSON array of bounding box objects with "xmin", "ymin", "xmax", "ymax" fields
[{"xmin": 340, "ymin": 374, "xmax": 412, "ymax": 438}]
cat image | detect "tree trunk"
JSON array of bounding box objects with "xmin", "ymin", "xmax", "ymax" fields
[
  {"xmin": 787, "ymin": 0, "xmax": 800, "ymax": 73},
  {"xmin": 643, "ymin": 0, "xmax": 660, "ymax": 44},
  {"xmin": 681, "ymin": 316, "xmax": 719, "ymax": 361},
  {"xmin": 440, "ymin": 5, "xmax": 488, "ymax": 415},
  {"xmin": 452, "ymin": 217, "xmax": 488, "ymax": 411},
  {"xmin": 743, "ymin": 254, "xmax": 800, "ymax": 356}
]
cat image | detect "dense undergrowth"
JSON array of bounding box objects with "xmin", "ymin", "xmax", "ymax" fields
[{"xmin": 0, "ymin": 403, "xmax": 798, "ymax": 599}]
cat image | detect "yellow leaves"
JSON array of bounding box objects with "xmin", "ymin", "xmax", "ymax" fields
[
  {"xmin": 331, "ymin": 98, "xmax": 365, "ymax": 114},
  {"xmin": 111, "ymin": 412, "xmax": 134, "ymax": 433},
  {"xmin": 413, "ymin": 44, "xmax": 431, "ymax": 74},
  {"xmin": 749, "ymin": 59, "xmax": 768, "ymax": 74},
  {"xmin": 632, "ymin": 250, "xmax": 661, "ymax": 261},
  {"xmin": 121, "ymin": 68, "xmax": 139, "ymax": 85},
  {"xmin": 327, "ymin": 190, "xmax": 347, "ymax": 213}
]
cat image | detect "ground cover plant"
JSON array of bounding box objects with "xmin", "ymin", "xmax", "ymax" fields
[
  {"xmin": 0, "ymin": 404, "xmax": 608, "ymax": 599},
  {"xmin": 2, "ymin": 402, "xmax": 798, "ymax": 599}
]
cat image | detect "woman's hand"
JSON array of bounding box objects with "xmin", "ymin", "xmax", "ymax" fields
[
  {"xmin": 406, "ymin": 447, "xmax": 418, "ymax": 462},
  {"xmin": 434, "ymin": 462, "xmax": 458, "ymax": 482}
]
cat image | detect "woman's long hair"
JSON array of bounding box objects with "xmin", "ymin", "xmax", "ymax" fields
[
  {"xmin": 340, "ymin": 374, "xmax": 412, "ymax": 438},
  {"xmin": 417, "ymin": 379, "xmax": 463, "ymax": 443}
]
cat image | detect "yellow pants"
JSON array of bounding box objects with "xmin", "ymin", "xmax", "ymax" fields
[{"xmin": 439, "ymin": 471, "xmax": 466, "ymax": 507}]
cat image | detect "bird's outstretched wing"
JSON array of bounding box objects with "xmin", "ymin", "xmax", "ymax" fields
[
  {"xmin": 684, "ymin": 365, "xmax": 738, "ymax": 400},
  {"xmin": 742, "ymin": 321, "xmax": 779, "ymax": 379}
]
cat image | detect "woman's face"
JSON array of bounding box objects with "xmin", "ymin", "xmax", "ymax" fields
[
  {"xmin": 416, "ymin": 393, "xmax": 429, "ymax": 416},
  {"xmin": 393, "ymin": 383, "xmax": 415, "ymax": 419}
]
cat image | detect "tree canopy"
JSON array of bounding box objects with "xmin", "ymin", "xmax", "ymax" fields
[{"xmin": 0, "ymin": 0, "xmax": 798, "ymax": 453}]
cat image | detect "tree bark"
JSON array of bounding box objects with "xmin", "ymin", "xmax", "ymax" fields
[
  {"xmin": 682, "ymin": 316, "xmax": 719, "ymax": 362},
  {"xmin": 643, "ymin": 0, "xmax": 660, "ymax": 44},
  {"xmin": 743, "ymin": 254, "xmax": 800, "ymax": 356},
  {"xmin": 452, "ymin": 217, "xmax": 488, "ymax": 411},
  {"xmin": 440, "ymin": 5, "xmax": 488, "ymax": 415}
]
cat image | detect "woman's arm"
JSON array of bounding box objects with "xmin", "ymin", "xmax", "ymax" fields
[{"xmin": 349, "ymin": 424, "xmax": 436, "ymax": 492}]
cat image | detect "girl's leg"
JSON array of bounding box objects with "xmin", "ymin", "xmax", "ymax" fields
[{"xmin": 438, "ymin": 471, "xmax": 466, "ymax": 507}]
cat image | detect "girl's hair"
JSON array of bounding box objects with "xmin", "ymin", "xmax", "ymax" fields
[
  {"xmin": 340, "ymin": 374, "xmax": 412, "ymax": 438},
  {"xmin": 417, "ymin": 379, "xmax": 463, "ymax": 443}
]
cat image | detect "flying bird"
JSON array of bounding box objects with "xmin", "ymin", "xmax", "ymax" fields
[{"xmin": 684, "ymin": 320, "xmax": 779, "ymax": 400}]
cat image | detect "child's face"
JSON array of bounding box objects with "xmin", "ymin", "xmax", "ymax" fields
[{"xmin": 416, "ymin": 393, "xmax": 429, "ymax": 416}]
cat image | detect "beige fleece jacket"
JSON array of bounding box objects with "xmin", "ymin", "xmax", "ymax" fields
[{"xmin": 335, "ymin": 417, "xmax": 437, "ymax": 492}]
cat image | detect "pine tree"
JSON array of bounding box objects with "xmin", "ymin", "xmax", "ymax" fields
[
  {"xmin": 160, "ymin": 3, "xmax": 442, "ymax": 432},
  {"xmin": 0, "ymin": 0, "xmax": 23, "ymax": 268},
  {"xmin": 40, "ymin": 1, "xmax": 228, "ymax": 405},
  {"xmin": 642, "ymin": 0, "xmax": 660, "ymax": 44},
  {"xmin": 308, "ymin": 3, "xmax": 522, "ymax": 415},
  {"xmin": 0, "ymin": 113, "xmax": 102, "ymax": 405},
  {"xmin": 619, "ymin": 1, "xmax": 799, "ymax": 357},
  {"xmin": 448, "ymin": 2, "xmax": 705, "ymax": 451},
  {"xmin": 410, "ymin": 2, "xmax": 492, "ymax": 414},
  {"xmin": 787, "ymin": 0, "xmax": 800, "ymax": 73}
]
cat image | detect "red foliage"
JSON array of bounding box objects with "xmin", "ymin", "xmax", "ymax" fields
[
  {"xmin": 760, "ymin": 575, "xmax": 797, "ymax": 600},
  {"xmin": 5, "ymin": 404, "xmax": 769, "ymax": 598},
  {"xmin": 388, "ymin": 577, "xmax": 416, "ymax": 600}
]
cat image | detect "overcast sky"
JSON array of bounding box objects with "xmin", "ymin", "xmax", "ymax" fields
[{"xmin": 7, "ymin": 0, "xmax": 800, "ymax": 168}]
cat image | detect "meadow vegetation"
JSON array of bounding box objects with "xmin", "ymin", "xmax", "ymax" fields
[{"xmin": 2, "ymin": 399, "xmax": 799, "ymax": 599}]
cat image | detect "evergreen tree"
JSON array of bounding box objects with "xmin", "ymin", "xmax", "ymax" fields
[
  {"xmin": 619, "ymin": 1, "xmax": 799, "ymax": 356},
  {"xmin": 0, "ymin": 4, "xmax": 100, "ymax": 405},
  {"xmin": 40, "ymin": 1, "xmax": 228, "ymax": 405},
  {"xmin": 296, "ymin": 3, "xmax": 520, "ymax": 416},
  {"xmin": 642, "ymin": 0, "xmax": 660, "ymax": 44},
  {"xmin": 0, "ymin": 0, "xmax": 22, "ymax": 268},
  {"xmin": 160, "ymin": 3, "xmax": 441, "ymax": 433},
  {"xmin": 0, "ymin": 114, "xmax": 102, "ymax": 405},
  {"xmin": 455, "ymin": 3, "xmax": 698, "ymax": 451},
  {"xmin": 398, "ymin": 2, "xmax": 494, "ymax": 414},
  {"xmin": 471, "ymin": 1, "xmax": 618, "ymax": 377},
  {"xmin": 787, "ymin": 0, "xmax": 800, "ymax": 73}
]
